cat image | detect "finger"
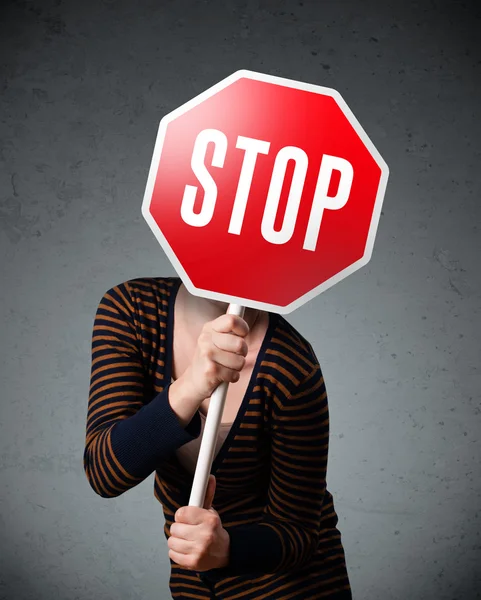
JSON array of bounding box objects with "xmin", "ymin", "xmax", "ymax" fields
[
  {"xmin": 208, "ymin": 344, "xmax": 246, "ymax": 372},
  {"xmin": 175, "ymin": 505, "xmax": 209, "ymax": 525},
  {"xmin": 203, "ymin": 474, "xmax": 216, "ymax": 510},
  {"xmin": 168, "ymin": 535, "xmax": 196, "ymax": 555},
  {"xmin": 168, "ymin": 548, "xmax": 194, "ymax": 570},
  {"xmin": 210, "ymin": 314, "xmax": 249, "ymax": 337},
  {"xmin": 206, "ymin": 361, "xmax": 243, "ymax": 384},
  {"xmin": 211, "ymin": 330, "xmax": 248, "ymax": 356},
  {"xmin": 170, "ymin": 522, "xmax": 198, "ymax": 541}
]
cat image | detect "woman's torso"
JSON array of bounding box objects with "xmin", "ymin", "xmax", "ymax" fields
[{"xmin": 88, "ymin": 276, "xmax": 352, "ymax": 598}]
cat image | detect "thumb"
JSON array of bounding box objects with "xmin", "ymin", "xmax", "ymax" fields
[{"xmin": 203, "ymin": 474, "xmax": 216, "ymax": 510}]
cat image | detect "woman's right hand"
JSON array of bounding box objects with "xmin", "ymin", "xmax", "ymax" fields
[{"xmin": 178, "ymin": 313, "xmax": 249, "ymax": 405}]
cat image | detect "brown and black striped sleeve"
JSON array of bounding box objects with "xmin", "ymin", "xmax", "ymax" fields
[
  {"xmin": 83, "ymin": 284, "xmax": 201, "ymax": 498},
  {"xmin": 204, "ymin": 364, "xmax": 328, "ymax": 580}
]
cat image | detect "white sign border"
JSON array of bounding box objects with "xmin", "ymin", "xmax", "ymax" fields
[{"xmin": 141, "ymin": 69, "xmax": 389, "ymax": 315}]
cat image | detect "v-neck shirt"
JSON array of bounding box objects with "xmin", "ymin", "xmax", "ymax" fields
[{"xmin": 85, "ymin": 276, "xmax": 352, "ymax": 599}]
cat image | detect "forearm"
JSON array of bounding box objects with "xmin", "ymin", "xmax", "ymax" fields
[
  {"xmin": 223, "ymin": 521, "xmax": 284, "ymax": 575},
  {"xmin": 85, "ymin": 385, "xmax": 201, "ymax": 497},
  {"xmin": 168, "ymin": 377, "xmax": 203, "ymax": 428},
  {"xmin": 202, "ymin": 518, "xmax": 317, "ymax": 581}
]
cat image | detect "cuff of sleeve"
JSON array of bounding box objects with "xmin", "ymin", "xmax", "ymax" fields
[
  {"xmin": 202, "ymin": 522, "xmax": 284, "ymax": 582},
  {"xmin": 184, "ymin": 407, "xmax": 201, "ymax": 439},
  {"xmin": 110, "ymin": 384, "xmax": 201, "ymax": 477}
]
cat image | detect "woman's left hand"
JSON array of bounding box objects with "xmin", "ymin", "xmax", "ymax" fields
[{"xmin": 168, "ymin": 474, "xmax": 230, "ymax": 572}]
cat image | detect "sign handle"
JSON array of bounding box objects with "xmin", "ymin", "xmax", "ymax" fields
[{"xmin": 188, "ymin": 302, "xmax": 246, "ymax": 507}]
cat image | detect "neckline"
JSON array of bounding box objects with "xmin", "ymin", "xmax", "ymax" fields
[{"xmin": 164, "ymin": 276, "xmax": 279, "ymax": 476}]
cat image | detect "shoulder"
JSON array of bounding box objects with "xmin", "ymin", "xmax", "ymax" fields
[
  {"xmin": 266, "ymin": 313, "xmax": 322, "ymax": 400},
  {"xmin": 97, "ymin": 276, "xmax": 178, "ymax": 304},
  {"xmin": 95, "ymin": 276, "xmax": 178, "ymax": 319}
]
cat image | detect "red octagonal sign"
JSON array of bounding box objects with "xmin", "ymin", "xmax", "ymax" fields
[{"xmin": 142, "ymin": 70, "xmax": 389, "ymax": 314}]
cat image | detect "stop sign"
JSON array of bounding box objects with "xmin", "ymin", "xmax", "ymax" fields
[{"xmin": 142, "ymin": 70, "xmax": 388, "ymax": 313}]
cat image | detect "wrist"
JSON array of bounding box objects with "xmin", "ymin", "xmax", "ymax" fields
[
  {"xmin": 170, "ymin": 376, "xmax": 191, "ymax": 401},
  {"xmin": 168, "ymin": 377, "xmax": 201, "ymax": 428}
]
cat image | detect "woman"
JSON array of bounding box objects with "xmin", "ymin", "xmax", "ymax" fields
[{"xmin": 84, "ymin": 276, "xmax": 352, "ymax": 599}]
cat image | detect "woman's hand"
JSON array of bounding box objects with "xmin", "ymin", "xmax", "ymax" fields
[
  {"xmin": 168, "ymin": 475, "xmax": 230, "ymax": 572},
  {"xmin": 178, "ymin": 313, "xmax": 249, "ymax": 405}
]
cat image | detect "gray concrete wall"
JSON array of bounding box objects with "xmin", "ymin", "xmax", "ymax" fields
[{"xmin": 0, "ymin": 0, "xmax": 479, "ymax": 598}]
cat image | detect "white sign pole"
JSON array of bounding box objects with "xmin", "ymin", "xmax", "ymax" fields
[{"xmin": 188, "ymin": 303, "xmax": 246, "ymax": 508}]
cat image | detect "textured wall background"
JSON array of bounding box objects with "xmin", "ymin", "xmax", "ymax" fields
[{"xmin": 0, "ymin": 0, "xmax": 480, "ymax": 599}]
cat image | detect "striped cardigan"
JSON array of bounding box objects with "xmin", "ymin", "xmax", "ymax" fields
[{"xmin": 84, "ymin": 277, "xmax": 352, "ymax": 599}]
